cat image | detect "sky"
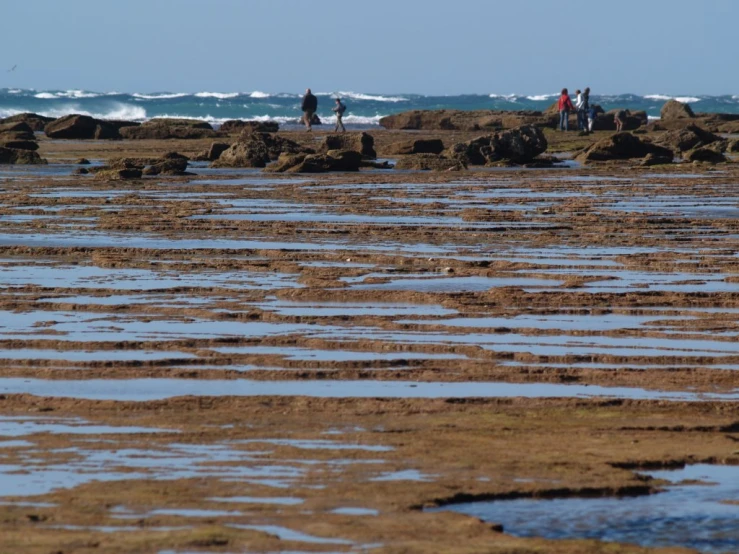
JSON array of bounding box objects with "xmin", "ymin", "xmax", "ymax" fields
[{"xmin": 1, "ymin": 0, "xmax": 736, "ymax": 95}]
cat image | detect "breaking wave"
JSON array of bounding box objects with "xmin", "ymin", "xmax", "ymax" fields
[
  {"xmin": 194, "ymin": 92, "xmax": 240, "ymax": 99},
  {"xmin": 337, "ymin": 91, "xmax": 408, "ymax": 103},
  {"xmin": 132, "ymin": 92, "xmax": 189, "ymax": 100},
  {"xmin": 644, "ymin": 94, "xmax": 702, "ymax": 103}
]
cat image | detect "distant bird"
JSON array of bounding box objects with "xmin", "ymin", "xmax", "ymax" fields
[{"xmin": 7, "ymin": 65, "xmax": 17, "ymax": 72}]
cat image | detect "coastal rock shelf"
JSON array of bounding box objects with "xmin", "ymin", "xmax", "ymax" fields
[{"xmin": 0, "ymin": 131, "xmax": 738, "ymax": 553}]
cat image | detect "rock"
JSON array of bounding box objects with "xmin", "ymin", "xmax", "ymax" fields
[
  {"xmin": 394, "ymin": 154, "xmax": 466, "ymax": 171},
  {"xmin": 0, "ymin": 113, "xmax": 54, "ymax": 132},
  {"xmin": 661, "ymin": 100, "xmax": 695, "ymax": 120},
  {"xmin": 576, "ymin": 132, "xmax": 674, "ymax": 163},
  {"xmin": 0, "ymin": 147, "xmax": 46, "ymax": 165},
  {"xmin": 319, "ymin": 132, "xmax": 376, "ymax": 159},
  {"xmin": 594, "ymin": 110, "xmax": 648, "ymax": 131},
  {"xmin": 45, "ymin": 115, "xmax": 120, "ymax": 139},
  {"xmin": 640, "ymin": 153, "xmax": 674, "ymax": 166},
  {"xmin": 0, "ymin": 121, "xmax": 35, "ymax": 135},
  {"xmin": 727, "ymin": 139, "xmax": 739, "ymax": 153},
  {"xmin": 384, "ymin": 139, "xmax": 444, "ymax": 155},
  {"xmin": 380, "ymin": 109, "xmax": 548, "ymax": 131},
  {"xmin": 95, "ymin": 168, "xmax": 143, "ymax": 180},
  {"xmin": 654, "ymin": 124, "xmax": 725, "ymax": 153},
  {"xmin": 444, "ymin": 125, "xmax": 548, "ymax": 165},
  {"xmin": 119, "ymin": 119, "xmax": 216, "ymax": 140},
  {"xmin": 266, "ymin": 150, "xmax": 363, "ymax": 173},
  {"xmin": 220, "ymin": 120, "xmax": 279, "ymax": 134},
  {"xmin": 685, "ymin": 147, "xmax": 727, "ymax": 164},
  {"xmin": 0, "ymin": 140, "xmax": 39, "ymax": 151},
  {"xmin": 74, "ymin": 167, "xmax": 90, "ymax": 175},
  {"xmin": 212, "ymin": 135, "xmax": 271, "ymax": 168},
  {"xmin": 142, "ymin": 156, "xmax": 190, "ymax": 176},
  {"xmin": 76, "ymin": 158, "xmax": 91, "ymax": 165},
  {"xmin": 201, "ymin": 142, "xmax": 230, "ymax": 161}
]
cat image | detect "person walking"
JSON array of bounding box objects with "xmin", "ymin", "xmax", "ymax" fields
[
  {"xmin": 581, "ymin": 87, "xmax": 591, "ymax": 134},
  {"xmin": 301, "ymin": 88, "xmax": 318, "ymax": 131},
  {"xmin": 558, "ymin": 88, "xmax": 575, "ymax": 131},
  {"xmin": 333, "ymin": 98, "xmax": 347, "ymax": 132},
  {"xmin": 614, "ymin": 109, "xmax": 630, "ymax": 132},
  {"xmin": 575, "ymin": 89, "xmax": 585, "ymax": 131}
]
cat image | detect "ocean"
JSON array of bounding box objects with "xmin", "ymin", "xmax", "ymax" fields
[{"xmin": 2, "ymin": 89, "xmax": 738, "ymax": 129}]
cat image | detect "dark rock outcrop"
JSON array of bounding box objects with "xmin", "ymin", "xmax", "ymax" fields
[
  {"xmin": 595, "ymin": 110, "xmax": 648, "ymax": 131},
  {"xmin": 685, "ymin": 147, "xmax": 727, "ymax": 164},
  {"xmin": 380, "ymin": 109, "xmax": 549, "ymax": 131},
  {"xmin": 194, "ymin": 142, "xmax": 231, "ymax": 162},
  {"xmin": 384, "ymin": 139, "xmax": 444, "ymax": 156},
  {"xmin": 444, "ymin": 125, "xmax": 548, "ymax": 165},
  {"xmin": 142, "ymin": 152, "xmax": 191, "ymax": 176},
  {"xmin": 120, "ymin": 119, "xmax": 216, "ymax": 140},
  {"xmin": 95, "ymin": 168, "xmax": 143, "ymax": 180},
  {"xmin": 576, "ymin": 132, "xmax": 674, "ymax": 163},
  {"xmin": 0, "ymin": 147, "xmax": 46, "ymax": 164},
  {"xmin": 394, "ymin": 154, "xmax": 466, "ymax": 171},
  {"xmin": 653, "ymin": 124, "xmax": 725, "ymax": 153},
  {"xmin": 0, "ymin": 113, "xmax": 54, "ymax": 132},
  {"xmin": 220, "ymin": 120, "xmax": 279, "ymax": 134},
  {"xmin": 319, "ymin": 133, "xmax": 376, "ymax": 159},
  {"xmin": 661, "ymin": 100, "xmax": 695, "ymax": 120},
  {"xmin": 213, "ymin": 131, "xmax": 311, "ymax": 168},
  {"xmin": 266, "ymin": 150, "xmax": 362, "ymax": 173},
  {"xmin": 45, "ymin": 114, "xmax": 120, "ymax": 139}
]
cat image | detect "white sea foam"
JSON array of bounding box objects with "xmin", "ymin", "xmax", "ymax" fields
[
  {"xmin": 526, "ymin": 94, "xmax": 557, "ymax": 102},
  {"xmin": 249, "ymin": 91, "xmax": 271, "ymax": 99},
  {"xmin": 7, "ymin": 89, "xmax": 22, "ymax": 94},
  {"xmin": 337, "ymin": 91, "xmax": 408, "ymax": 103},
  {"xmin": 132, "ymin": 92, "xmax": 189, "ymax": 100},
  {"xmin": 34, "ymin": 93, "xmax": 58, "ymax": 99},
  {"xmin": 0, "ymin": 103, "xmax": 147, "ymax": 121},
  {"xmin": 194, "ymin": 92, "xmax": 240, "ymax": 99},
  {"xmin": 34, "ymin": 90, "xmax": 101, "ymax": 100},
  {"xmin": 489, "ymin": 94, "xmax": 519, "ymax": 100},
  {"xmin": 644, "ymin": 94, "xmax": 701, "ymax": 103}
]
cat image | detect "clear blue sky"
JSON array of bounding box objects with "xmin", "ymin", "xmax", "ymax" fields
[{"xmin": 2, "ymin": 0, "xmax": 735, "ymax": 95}]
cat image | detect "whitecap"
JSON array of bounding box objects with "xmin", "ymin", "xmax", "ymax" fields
[
  {"xmin": 489, "ymin": 94, "xmax": 519, "ymax": 99},
  {"xmin": 249, "ymin": 91, "xmax": 271, "ymax": 99},
  {"xmin": 337, "ymin": 91, "xmax": 408, "ymax": 103},
  {"xmin": 7, "ymin": 89, "xmax": 23, "ymax": 94},
  {"xmin": 2, "ymin": 103, "xmax": 148, "ymax": 122},
  {"xmin": 194, "ymin": 92, "xmax": 240, "ymax": 99},
  {"xmin": 34, "ymin": 92, "xmax": 58, "ymax": 99},
  {"xmin": 526, "ymin": 94, "xmax": 557, "ymax": 102},
  {"xmin": 644, "ymin": 94, "xmax": 701, "ymax": 103},
  {"xmin": 132, "ymin": 92, "xmax": 189, "ymax": 100}
]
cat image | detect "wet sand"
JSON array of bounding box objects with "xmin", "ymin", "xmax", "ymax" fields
[{"xmin": 0, "ymin": 130, "xmax": 737, "ymax": 552}]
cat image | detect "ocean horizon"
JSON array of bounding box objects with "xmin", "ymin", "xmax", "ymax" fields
[{"xmin": 2, "ymin": 88, "xmax": 738, "ymax": 128}]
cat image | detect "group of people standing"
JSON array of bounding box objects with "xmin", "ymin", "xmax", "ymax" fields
[
  {"xmin": 557, "ymin": 87, "xmax": 595, "ymax": 133},
  {"xmin": 300, "ymin": 88, "xmax": 347, "ymax": 132}
]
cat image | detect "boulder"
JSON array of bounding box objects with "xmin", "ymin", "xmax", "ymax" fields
[
  {"xmin": 384, "ymin": 139, "xmax": 444, "ymax": 156},
  {"xmin": 319, "ymin": 132, "xmax": 376, "ymax": 159},
  {"xmin": 380, "ymin": 109, "xmax": 548, "ymax": 131},
  {"xmin": 576, "ymin": 132, "xmax": 674, "ymax": 163},
  {"xmin": 212, "ymin": 135, "xmax": 271, "ymax": 168},
  {"xmin": 0, "ymin": 147, "xmax": 46, "ymax": 165},
  {"xmin": 143, "ymin": 157, "xmax": 190, "ymax": 176},
  {"xmin": 0, "ymin": 113, "xmax": 54, "ymax": 132},
  {"xmin": 685, "ymin": 147, "xmax": 727, "ymax": 164},
  {"xmin": 444, "ymin": 125, "xmax": 548, "ymax": 165},
  {"xmin": 0, "ymin": 140, "xmax": 39, "ymax": 151},
  {"xmin": 77, "ymin": 158, "xmax": 91, "ymax": 165},
  {"xmin": 640, "ymin": 153, "xmax": 674, "ymax": 166},
  {"xmin": 594, "ymin": 110, "xmax": 648, "ymax": 131},
  {"xmin": 661, "ymin": 100, "xmax": 695, "ymax": 120},
  {"xmin": 654, "ymin": 124, "xmax": 725, "ymax": 153},
  {"xmin": 120, "ymin": 119, "xmax": 216, "ymax": 140},
  {"xmin": 206, "ymin": 142, "xmax": 230, "ymax": 161},
  {"xmin": 727, "ymin": 139, "xmax": 739, "ymax": 153},
  {"xmin": 95, "ymin": 168, "xmax": 143, "ymax": 180},
  {"xmin": 0, "ymin": 122, "xmax": 35, "ymax": 135},
  {"xmin": 220, "ymin": 120, "xmax": 279, "ymax": 134},
  {"xmin": 266, "ymin": 150, "xmax": 362, "ymax": 173},
  {"xmin": 45, "ymin": 115, "xmax": 120, "ymax": 139},
  {"xmin": 394, "ymin": 154, "xmax": 466, "ymax": 171}
]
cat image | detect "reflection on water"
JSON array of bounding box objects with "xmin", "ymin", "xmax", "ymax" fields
[{"xmin": 435, "ymin": 464, "xmax": 739, "ymax": 554}]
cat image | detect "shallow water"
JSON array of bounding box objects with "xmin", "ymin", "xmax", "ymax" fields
[
  {"xmin": 0, "ymin": 378, "xmax": 734, "ymax": 401},
  {"xmin": 436, "ymin": 464, "xmax": 739, "ymax": 554}
]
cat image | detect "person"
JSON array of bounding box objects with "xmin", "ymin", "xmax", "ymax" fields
[
  {"xmin": 614, "ymin": 109, "xmax": 630, "ymax": 132},
  {"xmin": 333, "ymin": 98, "xmax": 347, "ymax": 133},
  {"xmin": 579, "ymin": 87, "xmax": 591, "ymax": 133},
  {"xmin": 301, "ymin": 88, "xmax": 318, "ymax": 131},
  {"xmin": 558, "ymin": 88, "xmax": 575, "ymax": 131},
  {"xmin": 575, "ymin": 89, "xmax": 585, "ymax": 131},
  {"xmin": 588, "ymin": 104, "xmax": 602, "ymax": 133}
]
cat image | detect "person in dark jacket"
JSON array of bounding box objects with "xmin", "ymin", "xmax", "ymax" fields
[
  {"xmin": 333, "ymin": 98, "xmax": 347, "ymax": 132},
  {"xmin": 301, "ymin": 88, "xmax": 318, "ymax": 131}
]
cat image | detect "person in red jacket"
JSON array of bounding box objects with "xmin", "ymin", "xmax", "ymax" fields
[{"xmin": 558, "ymin": 88, "xmax": 575, "ymax": 131}]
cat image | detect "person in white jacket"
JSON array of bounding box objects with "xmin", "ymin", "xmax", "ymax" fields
[{"xmin": 575, "ymin": 89, "xmax": 586, "ymax": 131}]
